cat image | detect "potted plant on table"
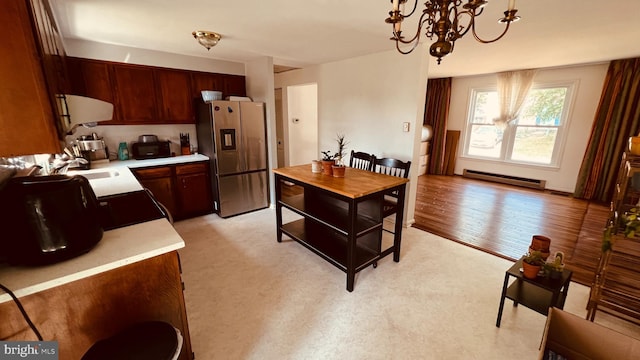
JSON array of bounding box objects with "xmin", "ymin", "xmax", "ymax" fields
[
  {"xmin": 522, "ymin": 250, "xmax": 545, "ymax": 279},
  {"xmin": 320, "ymin": 150, "xmax": 337, "ymax": 176},
  {"xmin": 331, "ymin": 134, "xmax": 348, "ymax": 178}
]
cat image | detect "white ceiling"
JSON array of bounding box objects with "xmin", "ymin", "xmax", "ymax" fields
[{"xmin": 50, "ymin": 0, "xmax": 640, "ymax": 78}]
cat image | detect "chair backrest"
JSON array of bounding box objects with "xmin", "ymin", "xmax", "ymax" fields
[
  {"xmin": 349, "ymin": 150, "xmax": 376, "ymax": 171},
  {"xmin": 373, "ymin": 157, "xmax": 411, "ymax": 179}
]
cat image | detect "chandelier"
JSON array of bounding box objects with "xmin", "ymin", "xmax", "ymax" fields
[
  {"xmin": 385, "ymin": 0, "xmax": 520, "ymax": 64},
  {"xmin": 192, "ymin": 30, "xmax": 222, "ymax": 51}
]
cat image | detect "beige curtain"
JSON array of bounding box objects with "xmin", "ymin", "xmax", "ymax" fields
[{"xmin": 493, "ymin": 69, "xmax": 537, "ymax": 129}]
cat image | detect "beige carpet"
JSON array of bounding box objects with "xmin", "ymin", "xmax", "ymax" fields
[{"xmin": 174, "ymin": 209, "xmax": 640, "ymax": 360}]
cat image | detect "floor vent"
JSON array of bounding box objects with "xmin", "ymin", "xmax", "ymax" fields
[{"xmin": 462, "ymin": 169, "xmax": 546, "ymax": 190}]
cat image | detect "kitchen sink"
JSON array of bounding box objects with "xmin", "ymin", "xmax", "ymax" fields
[
  {"xmin": 98, "ymin": 189, "xmax": 168, "ymax": 230},
  {"xmin": 76, "ymin": 170, "xmax": 120, "ymax": 180}
]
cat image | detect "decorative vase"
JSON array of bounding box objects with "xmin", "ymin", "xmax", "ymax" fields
[
  {"xmin": 321, "ymin": 160, "xmax": 335, "ymax": 176},
  {"xmin": 529, "ymin": 235, "xmax": 551, "ymax": 260},
  {"xmin": 311, "ymin": 160, "xmax": 322, "ymax": 173},
  {"xmin": 522, "ymin": 261, "xmax": 541, "ymax": 279},
  {"xmin": 332, "ymin": 165, "xmax": 346, "ymax": 178}
]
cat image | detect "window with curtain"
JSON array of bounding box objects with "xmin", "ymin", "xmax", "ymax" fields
[{"xmin": 463, "ymin": 82, "xmax": 576, "ymax": 166}]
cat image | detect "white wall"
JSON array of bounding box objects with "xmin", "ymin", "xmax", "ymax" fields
[
  {"xmin": 287, "ymin": 84, "xmax": 318, "ymax": 166},
  {"xmin": 449, "ymin": 63, "xmax": 609, "ymax": 193},
  {"xmin": 275, "ymin": 46, "xmax": 430, "ymax": 225}
]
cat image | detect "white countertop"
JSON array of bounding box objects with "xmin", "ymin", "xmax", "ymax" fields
[
  {"xmin": 0, "ymin": 219, "xmax": 184, "ymax": 303},
  {"xmin": 67, "ymin": 166, "xmax": 143, "ymax": 198},
  {"xmin": 0, "ymin": 155, "xmax": 209, "ymax": 303},
  {"xmin": 67, "ymin": 154, "xmax": 210, "ymax": 198},
  {"xmin": 92, "ymin": 154, "xmax": 209, "ymax": 170}
]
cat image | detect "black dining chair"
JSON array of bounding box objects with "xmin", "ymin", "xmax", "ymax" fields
[
  {"xmin": 373, "ymin": 157, "xmax": 411, "ymax": 232},
  {"xmin": 349, "ymin": 150, "xmax": 376, "ymax": 171}
]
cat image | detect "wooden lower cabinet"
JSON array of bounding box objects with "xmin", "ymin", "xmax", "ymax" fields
[
  {"xmin": 0, "ymin": 251, "xmax": 193, "ymax": 360},
  {"xmin": 176, "ymin": 162, "xmax": 214, "ymax": 218},
  {"xmin": 132, "ymin": 161, "xmax": 212, "ymax": 221},
  {"xmin": 132, "ymin": 166, "xmax": 178, "ymax": 218}
]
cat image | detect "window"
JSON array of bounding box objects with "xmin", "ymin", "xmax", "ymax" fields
[{"xmin": 464, "ymin": 83, "xmax": 574, "ymax": 166}]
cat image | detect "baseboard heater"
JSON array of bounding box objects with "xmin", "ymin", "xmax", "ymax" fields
[{"xmin": 462, "ymin": 169, "xmax": 546, "ymax": 190}]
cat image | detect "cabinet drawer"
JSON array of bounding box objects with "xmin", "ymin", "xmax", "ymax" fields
[
  {"xmin": 133, "ymin": 166, "xmax": 173, "ymax": 179},
  {"xmin": 175, "ymin": 162, "xmax": 207, "ymax": 175}
]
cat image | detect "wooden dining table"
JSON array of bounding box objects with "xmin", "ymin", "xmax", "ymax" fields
[{"xmin": 273, "ymin": 164, "xmax": 409, "ymax": 291}]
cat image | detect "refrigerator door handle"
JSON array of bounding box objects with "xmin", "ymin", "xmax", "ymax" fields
[{"xmin": 238, "ymin": 116, "xmax": 247, "ymax": 171}]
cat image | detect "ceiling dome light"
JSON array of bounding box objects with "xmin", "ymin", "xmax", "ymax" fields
[{"xmin": 192, "ymin": 30, "xmax": 222, "ymax": 51}]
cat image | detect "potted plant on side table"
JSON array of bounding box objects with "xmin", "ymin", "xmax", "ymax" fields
[
  {"xmin": 522, "ymin": 250, "xmax": 545, "ymax": 279},
  {"xmin": 544, "ymin": 251, "xmax": 565, "ymax": 280}
]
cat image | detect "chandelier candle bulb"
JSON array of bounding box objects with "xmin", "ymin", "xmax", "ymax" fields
[
  {"xmin": 508, "ymin": 0, "xmax": 516, "ymax": 11},
  {"xmin": 392, "ymin": 0, "xmax": 399, "ymax": 11}
]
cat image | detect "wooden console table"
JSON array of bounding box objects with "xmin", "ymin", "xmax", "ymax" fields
[{"xmin": 273, "ymin": 164, "xmax": 409, "ymax": 292}]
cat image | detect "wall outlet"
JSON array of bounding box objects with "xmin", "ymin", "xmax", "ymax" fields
[{"xmin": 403, "ymin": 122, "xmax": 410, "ymax": 132}]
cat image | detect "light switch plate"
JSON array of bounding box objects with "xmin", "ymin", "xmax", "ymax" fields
[{"xmin": 403, "ymin": 122, "xmax": 410, "ymax": 132}]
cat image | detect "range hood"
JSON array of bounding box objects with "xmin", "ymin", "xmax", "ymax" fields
[{"xmin": 57, "ymin": 95, "xmax": 114, "ymax": 134}]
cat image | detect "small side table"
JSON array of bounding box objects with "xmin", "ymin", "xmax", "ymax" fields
[{"xmin": 496, "ymin": 257, "xmax": 572, "ymax": 327}]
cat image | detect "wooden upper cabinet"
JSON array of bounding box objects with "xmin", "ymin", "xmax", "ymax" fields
[
  {"xmin": 67, "ymin": 58, "xmax": 114, "ymax": 103},
  {"xmin": 61, "ymin": 57, "xmax": 246, "ymax": 126},
  {"xmin": 223, "ymin": 74, "xmax": 247, "ymax": 98},
  {"xmin": 191, "ymin": 72, "xmax": 224, "ymax": 100},
  {"xmin": 191, "ymin": 72, "xmax": 247, "ymax": 100},
  {"xmin": 67, "ymin": 57, "xmax": 122, "ymax": 124},
  {"xmin": 0, "ymin": 0, "xmax": 62, "ymax": 157},
  {"xmin": 155, "ymin": 69, "xmax": 194, "ymax": 123},
  {"xmin": 112, "ymin": 64, "xmax": 158, "ymax": 123}
]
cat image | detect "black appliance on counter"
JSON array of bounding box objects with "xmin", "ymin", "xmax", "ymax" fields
[
  {"xmin": 0, "ymin": 175, "xmax": 103, "ymax": 266},
  {"xmin": 131, "ymin": 141, "xmax": 171, "ymax": 160},
  {"xmin": 0, "ymin": 175, "xmax": 168, "ymax": 266}
]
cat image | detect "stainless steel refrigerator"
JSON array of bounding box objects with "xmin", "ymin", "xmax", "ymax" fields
[{"xmin": 196, "ymin": 100, "xmax": 268, "ymax": 218}]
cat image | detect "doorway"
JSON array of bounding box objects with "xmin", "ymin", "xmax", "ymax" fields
[{"xmin": 282, "ymin": 83, "xmax": 318, "ymax": 166}]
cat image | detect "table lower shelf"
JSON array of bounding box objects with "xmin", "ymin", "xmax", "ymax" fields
[
  {"xmin": 280, "ymin": 218, "xmax": 380, "ymax": 272},
  {"xmin": 505, "ymin": 280, "xmax": 567, "ymax": 315}
]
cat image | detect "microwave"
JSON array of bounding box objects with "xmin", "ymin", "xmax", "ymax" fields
[{"xmin": 131, "ymin": 141, "xmax": 171, "ymax": 160}]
